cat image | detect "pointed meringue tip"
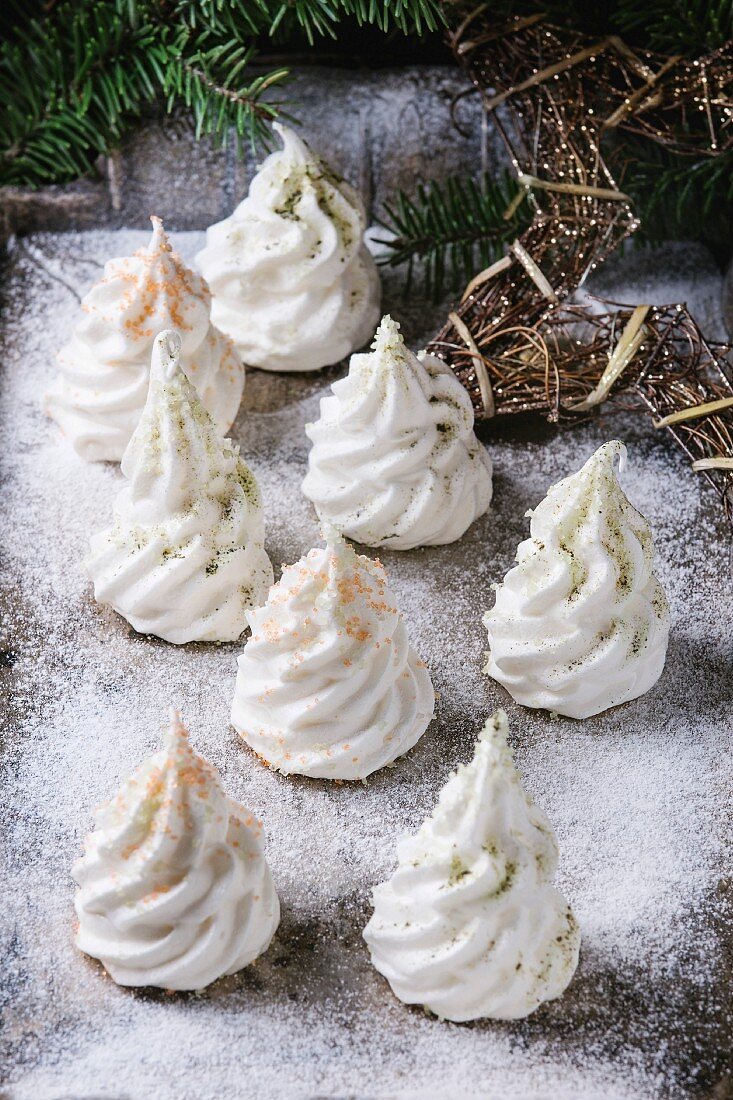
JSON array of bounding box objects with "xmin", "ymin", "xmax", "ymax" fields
[
  {"xmin": 151, "ymin": 329, "xmax": 182, "ymax": 382},
  {"xmin": 593, "ymin": 439, "xmax": 627, "ymax": 475},
  {"xmin": 273, "ymin": 122, "xmax": 308, "ymax": 159},
  {"xmin": 479, "ymin": 709, "xmax": 510, "ymax": 744},
  {"xmin": 148, "ymin": 215, "xmax": 169, "ymax": 251},
  {"xmin": 321, "ymin": 522, "xmax": 345, "ymax": 549},
  {"xmin": 371, "ymin": 314, "xmax": 403, "ymax": 355},
  {"xmin": 165, "ymin": 707, "xmax": 188, "ymax": 745}
]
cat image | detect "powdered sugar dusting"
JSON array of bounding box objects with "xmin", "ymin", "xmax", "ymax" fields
[{"xmin": 1, "ymin": 231, "xmax": 730, "ymax": 1099}]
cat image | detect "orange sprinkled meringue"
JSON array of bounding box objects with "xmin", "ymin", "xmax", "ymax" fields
[
  {"xmin": 86, "ymin": 330, "xmax": 272, "ymax": 643},
  {"xmin": 231, "ymin": 526, "xmax": 434, "ymax": 780},
  {"xmin": 73, "ymin": 709, "xmax": 280, "ymax": 991},
  {"xmin": 303, "ymin": 315, "xmax": 493, "ymax": 549},
  {"xmin": 364, "ymin": 711, "xmax": 580, "ymax": 1021},
  {"xmin": 45, "ymin": 216, "xmax": 244, "ymax": 462},
  {"xmin": 196, "ymin": 124, "xmax": 380, "ymax": 372}
]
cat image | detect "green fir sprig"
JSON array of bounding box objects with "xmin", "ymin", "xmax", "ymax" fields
[
  {"xmin": 0, "ymin": 3, "xmax": 163, "ymax": 186},
  {"xmin": 162, "ymin": 32, "xmax": 290, "ymax": 151},
  {"xmin": 171, "ymin": 0, "xmax": 443, "ymax": 39},
  {"xmin": 266, "ymin": 0, "xmax": 444, "ymax": 41},
  {"xmin": 375, "ymin": 173, "xmax": 532, "ymax": 299},
  {"xmin": 615, "ymin": 0, "xmax": 733, "ymax": 54},
  {"xmin": 620, "ymin": 141, "xmax": 733, "ymax": 262},
  {"xmin": 0, "ymin": 0, "xmax": 445, "ymax": 188},
  {"xmin": 376, "ymin": 144, "xmax": 733, "ymax": 297}
]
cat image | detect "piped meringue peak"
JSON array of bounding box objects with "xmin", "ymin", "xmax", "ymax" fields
[
  {"xmin": 230, "ymin": 526, "xmax": 435, "ymax": 780},
  {"xmin": 196, "ymin": 123, "xmax": 380, "ymax": 372},
  {"xmin": 302, "ymin": 315, "xmax": 493, "ymax": 549},
  {"xmin": 45, "ymin": 216, "xmax": 244, "ymax": 462},
  {"xmin": 485, "ymin": 440, "xmax": 670, "ymax": 719},
  {"xmin": 86, "ymin": 329, "xmax": 273, "ymax": 644},
  {"xmin": 72, "ymin": 709, "xmax": 280, "ymax": 991},
  {"xmin": 363, "ymin": 710, "xmax": 580, "ymax": 1022}
]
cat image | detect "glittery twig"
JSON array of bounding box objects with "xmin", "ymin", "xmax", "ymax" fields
[{"xmin": 426, "ymin": 6, "xmax": 733, "ymax": 534}]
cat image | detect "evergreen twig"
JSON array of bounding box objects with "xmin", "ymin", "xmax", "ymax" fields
[
  {"xmin": 171, "ymin": 0, "xmax": 444, "ymax": 39},
  {"xmin": 268, "ymin": 0, "xmax": 444, "ymax": 41},
  {"xmin": 618, "ymin": 140, "xmax": 733, "ymax": 261},
  {"xmin": 375, "ymin": 173, "xmax": 532, "ymax": 300},
  {"xmin": 616, "ymin": 0, "xmax": 733, "ymax": 53},
  {"xmin": 0, "ymin": 0, "xmax": 446, "ymax": 188},
  {"xmin": 164, "ymin": 30, "xmax": 290, "ymax": 151},
  {"xmin": 0, "ymin": 2, "xmax": 165, "ymax": 186}
]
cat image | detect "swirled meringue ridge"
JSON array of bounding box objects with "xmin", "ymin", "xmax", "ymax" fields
[
  {"xmin": 73, "ymin": 711, "xmax": 280, "ymax": 991},
  {"xmin": 196, "ymin": 124, "xmax": 380, "ymax": 371},
  {"xmin": 231, "ymin": 527, "xmax": 434, "ymax": 779},
  {"xmin": 484, "ymin": 440, "xmax": 670, "ymax": 719},
  {"xmin": 363, "ymin": 710, "xmax": 580, "ymax": 1021},
  {"xmin": 86, "ymin": 329, "xmax": 272, "ymax": 643},
  {"xmin": 302, "ymin": 315, "xmax": 493, "ymax": 549}
]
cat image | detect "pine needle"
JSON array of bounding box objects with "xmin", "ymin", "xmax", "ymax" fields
[
  {"xmin": 0, "ymin": 0, "xmax": 445, "ymax": 188},
  {"xmin": 375, "ymin": 173, "xmax": 532, "ymax": 300}
]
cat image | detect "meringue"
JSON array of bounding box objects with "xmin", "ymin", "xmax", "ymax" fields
[
  {"xmin": 196, "ymin": 123, "xmax": 380, "ymax": 372},
  {"xmin": 86, "ymin": 330, "xmax": 272, "ymax": 644},
  {"xmin": 45, "ymin": 216, "xmax": 243, "ymax": 462},
  {"xmin": 231, "ymin": 527, "xmax": 434, "ymax": 780},
  {"xmin": 73, "ymin": 710, "xmax": 280, "ymax": 991},
  {"xmin": 302, "ymin": 315, "xmax": 493, "ymax": 549},
  {"xmin": 363, "ymin": 710, "xmax": 580, "ymax": 1021},
  {"xmin": 484, "ymin": 440, "xmax": 670, "ymax": 719}
]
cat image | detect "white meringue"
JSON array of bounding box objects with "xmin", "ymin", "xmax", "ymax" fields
[
  {"xmin": 45, "ymin": 216, "xmax": 244, "ymax": 462},
  {"xmin": 73, "ymin": 710, "xmax": 280, "ymax": 991},
  {"xmin": 302, "ymin": 315, "xmax": 492, "ymax": 549},
  {"xmin": 196, "ymin": 123, "xmax": 380, "ymax": 372},
  {"xmin": 363, "ymin": 710, "xmax": 580, "ymax": 1021},
  {"xmin": 86, "ymin": 330, "xmax": 272, "ymax": 644},
  {"xmin": 484, "ymin": 440, "xmax": 670, "ymax": 719},
  {"xmin": 230, "ymin": 527, "xmax": 434, "ymax": 780}
]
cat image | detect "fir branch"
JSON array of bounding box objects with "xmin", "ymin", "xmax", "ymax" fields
[
  {"xmin": 621, "ymin": 141, "xmax": 733, "ymax": 261},
  {"xmin": 269, "ymin": 0, "xmax": 446, "ymax": 41},
  {"xmin": 0, "ymin": 0, "xmax": 446, "ymax": 188},
  {"xmin": 375, "ymin": 173, "xmax": 532, "ymax": 300},
  {"xmin": 0, "ymin": 2, "xmax": 165, "ymax": 187},
  {"xmin": 164, "ymin": 30, "xmax": 290, "ymax": 150},
  {"xmin": 169, "ymin": 0, "xmax": 272, "ymax": 35},
  {"xmin": 615, "ymin": 0, "xmax": 733, "ymax": 54},
  {"xmin": 170, "ymin": 0, "xmax": 445, "ymax": 41}
]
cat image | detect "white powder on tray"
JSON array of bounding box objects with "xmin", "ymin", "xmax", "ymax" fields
[{"xmin": 0, "ymin": 230, "xmax": 730, "ymax": 1100}]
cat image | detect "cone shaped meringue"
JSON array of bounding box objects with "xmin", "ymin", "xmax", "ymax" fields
[
  {"xmin": 363, "ymin": 710, "xmax": 580, "ymax": 1021},
  {"xmin": 86, "ymin": 330, "xmax": 273, "ymax": 644},
  {"xmin": 73, "ymin": 710, "xmax": 280, "ymax": 991},
  {"xmin": 45, "ymin": 216, "xmax": 244, "ymax": 462},
  {"xmin": 302, "ymin": 315, "xmax": 493, "ymax": 549},
  {"xmin": 196, "ymin": 123, "xmax": 380, "ymax": 372},
  {"xmin": 231, "ymin": 527, "xmax": 434, "ymax": 780},
  {"xmin": 484, "ymin": 440, "xmax": 670, "ymax": 719}
]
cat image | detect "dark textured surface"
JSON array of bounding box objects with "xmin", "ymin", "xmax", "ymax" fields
[{"xmin": 0, "ymin": 229, "xmax": 731, "ymax": 1099}]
